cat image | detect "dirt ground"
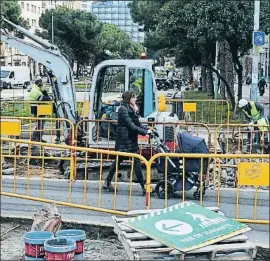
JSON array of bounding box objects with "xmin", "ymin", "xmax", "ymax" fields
[
  {"xmin": 0, "ymin": 220, "xmax": 128, "ymax": 261},
  {"xmin": 1, "ymin": 219, "xmax": 269, "ymax": 261}
]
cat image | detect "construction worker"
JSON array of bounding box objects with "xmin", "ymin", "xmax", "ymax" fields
[
  {"xmin": 130, "ymin": 73, "xmax": 144, "ymax": 116},
  {"xmin": 140, "ymin": 52, "xmax": 147, "ymax": 59},
  {"xmin": 29, "ymin": 79, "xmax": 51, "ymax": 142},
  {"xmin": 237, "ymin": 99, "xmax": 266, "ymax": 123}
]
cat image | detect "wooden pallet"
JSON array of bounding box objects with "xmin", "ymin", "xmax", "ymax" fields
[{"xmin": 112, "ymin": 209, "xmax": 256, "ymax": 261}]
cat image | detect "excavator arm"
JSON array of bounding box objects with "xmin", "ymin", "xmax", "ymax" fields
[{"xmin": 1, "ymin": 17, "xmax": 78, "ymax": 138}]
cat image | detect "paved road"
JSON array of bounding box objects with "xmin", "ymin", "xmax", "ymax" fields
[{"xmin": 1, "ymin": 178, "xmax": 269, "ymax": 232}]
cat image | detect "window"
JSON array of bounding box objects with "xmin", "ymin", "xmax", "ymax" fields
[
  {"xmin": 119, "ymin": 7, "xmax": 125, "ymax": 13},
  {"xmin": 27, "ymin": 18, "xmax": 30, "ymax": 25},
  {"xmin": 21, "ymin": 2, "xmax": 24, "ymax": 9},
  {"xmin": 9, "ymin": 47, "xmax": 12, "ymax": 53},
  {"xmin": 99, "ymin": 66, "xmax": 125, "ymax": 105},
  {"xmin": 9, "ymin": 72, "xmax": 15, "ymax": 78},
  {"xmin": 38, "ymin": 7, "xmax": 40, "ymax": 13},
  {"xmin": 112, "ymin": 7, "xmax": 117, "ymax": 13},
  {"xmin": 22, "ymin": 62, "xmax": 26, "ymax": 66},
  {"xmin": 129, "ymin": 68, "xmax": 155, "ymax": 117},
  {"xmin": 33, "ymin": 5, "xmax": 36, "ymax": 12},
  {"xmin": 27, "ymin": 3, "xmax": 29, "ymax": 11},
  {"xmin": 32, "ymin": 20, "xmax": 37, "ymax": 27},
  {"xmin": 105, "ymin": 13, "xmax": 112, "ymax": 19},
  {"xmin": 82, "ymin": 3, "xmax": 87, "ymax": 8}
]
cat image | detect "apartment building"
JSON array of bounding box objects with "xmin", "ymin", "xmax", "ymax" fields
[
  {"xmin": 91, "ymin": 1, "xmax": 144, "ymax": 43},
  {"xmin": 1, "ymin": 1, "xmax": 81, "ymax": 78}
]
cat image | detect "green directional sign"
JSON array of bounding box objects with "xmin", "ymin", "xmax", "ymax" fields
[{"xmin": 126, "ymin": 202, "xmax": 250, "ymax": 252}]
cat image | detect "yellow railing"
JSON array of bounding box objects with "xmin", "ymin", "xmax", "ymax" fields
[
  {"xmin": 0, "ymin": 100, "xmax": 87, "ymax": 118},
  {"xmin": 1, "ymin": 137, "xmax": 150, "ymax": 216},
  {"xmin": 0, "ymin": 116, "xmax": 75, "ymax": 145},
  {"xmin": 214, "ymin": 123, "xmax": 270, "ymax": 154},
  {"xmin": 75, "ymin": 119, "xmax": 211, "ymax": 155},
  {"xmin": 147, "ymin": 153, "xmax": 269, "ymax": 224},
  {"xmin": 166, "ymin": 99, "xmax": 230, "ymax": 125},
  {"xmin": 1, "ymin": 136, "xmax": 269, "ymax": 224}
]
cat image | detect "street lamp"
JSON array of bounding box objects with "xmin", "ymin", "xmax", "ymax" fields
[{"xmin": 250, "ymin": 0, "xmax": 260, "ymax": 101}]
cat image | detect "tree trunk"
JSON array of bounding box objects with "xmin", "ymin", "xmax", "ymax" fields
[
  {"xmin": 219, "ymin": 41, "xmax": 226, "ymax": 99},
  {"xmin": 76, "ymin": 62, "xmax": 80, "ymax": 78},
  {"xmin": 237, "ymin": 67, "xmax": 243, "ymax": 101},
  {"xmin": 224, "ymin": 41, "xmax": 234, "ymax": 104},
  {"xmin": 206, "ymin": 68, "xmax": 214, "ymax": 98},
  {"xmin": 210, "ymin": 67, "xmax": 236, "ymax": 110},
  {"xmin": 206, "ymin": 53, "xmax": 214, "ymax": 97},
  {"xmin": 201, "ymin": 66, "xmax": 207, "ymax": 92},
  {"xmin": 229, "ymin": 45, "xmax": 244, "ymax": 101}
]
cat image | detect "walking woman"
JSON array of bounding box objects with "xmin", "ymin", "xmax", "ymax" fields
[{"xmin": 103, "ymin": 91, "xmax": 152, "ymax": 195}]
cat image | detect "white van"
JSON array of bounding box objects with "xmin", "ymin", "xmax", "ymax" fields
[{"xmin": 0, "ymin": 66, "xmax": 31, "ymax": 89}]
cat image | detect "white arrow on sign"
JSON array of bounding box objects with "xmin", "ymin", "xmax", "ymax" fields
[{"xmin": 155, "ymin": 220, "xmax": 193, "ymax": 235}]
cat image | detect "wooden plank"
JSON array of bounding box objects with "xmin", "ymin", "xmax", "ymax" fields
[
  {"xmin": 170, "ymin": 241, "xmax": 255, "ymax": 255},
  {"xmin": 123, "ymin": 231, "xmax": 148, "ymax": 240},
  {"xmin": 112, "ymin": 216, "xmax": 135, "ymax": 260},
  {"xmin": 134, "ymin": 250, "xmax": 176, "ymax": 260},
  {"xmin": 215, "ymin": 235, "xmax": 248, "ymax": 243},
  {"xmin": 213, "ymin": 252, "xmax": 253, "ymax": 261},
  {"xmin": 127, "ymin": 239, "xmax": 164, "ymax": 249},
  {"xmin": 118, "ymin": 223, "xmax": 134, "ymax": 232}
]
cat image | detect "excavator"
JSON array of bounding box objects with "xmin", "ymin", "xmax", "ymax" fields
[{"xmin": 1, "ymin": 17, "xmax": 180, "ymax": 152}]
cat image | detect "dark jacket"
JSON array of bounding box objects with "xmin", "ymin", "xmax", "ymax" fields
[{"xmin": 115, "ymin": 103, "xmax": 148, "ymax": 153}]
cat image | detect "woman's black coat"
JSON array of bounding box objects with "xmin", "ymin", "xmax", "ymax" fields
[{"xmin": 115, "ymin": 103, "xmax": 148, "ymax": 153}]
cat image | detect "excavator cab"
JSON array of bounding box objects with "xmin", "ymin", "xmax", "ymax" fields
[{"xmin": 87, "ymin": 60, "xmax": 157, "ymax": 147}]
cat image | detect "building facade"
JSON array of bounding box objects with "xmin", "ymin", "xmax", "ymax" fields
[
  {"xmin": 91, "ymin": 1, "xmax": 144, "ymax": 43},
  {"xmin": 0, "ymin": 0, "xmax": 81, "ymax": 78}
]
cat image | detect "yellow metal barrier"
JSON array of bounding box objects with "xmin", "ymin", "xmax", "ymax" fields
[
  {"xmin": 214, "ymin": 123, "xmax": 270, "ymax": 154},
  {"xmin": 1, "ymin": 137, "xmax": 150, "ymax": 215},
  {"xmin": 1, "ymin": 100, "xmax": 86, "ymax": 118},
  {"xmin": 166, "ymin": 99, "xmax": 230, "ymax": 125},
  {"xmin": 1, "ymin": 136, "xmax": 269, "ymax": 224},
  {"xmin": 0, "ymin": 119, "xmax": 21, "ymax": 136},
  {"xmin": 75, "ymin": 119, "xmax": 211, "ymax": 155},
  {"xmin": 146, "ymin": 153, "xmax": 269, "ymax": 225},
  {"xmin": 0, "ymin": 100, "xmax": 55, "ymax": 117},
  {"xmin": 0, "ymin": 116, "xmax": 75, "ymax": 145}
]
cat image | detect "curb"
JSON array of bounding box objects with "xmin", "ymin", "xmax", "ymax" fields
[{"xmin": 1, "ymin": 214, "xmax": 268, "ymax": 249}]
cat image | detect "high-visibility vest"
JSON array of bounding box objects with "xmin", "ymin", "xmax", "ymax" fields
[
  {"xmin": 29, "ymin": 85, "xmax": 43, "ymax": 101},
  {"xmin": 242, "ymin": 101, "xmax": 260, "ymax": 121},
  {"xmin": 131, "ymin": 78, "xmax": 142, "ymax": 95}
]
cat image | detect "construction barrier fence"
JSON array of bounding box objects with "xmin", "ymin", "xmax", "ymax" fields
[
  {"xmin": 1, "ymin": 137, "xmax": 269, "ymax": 225},
  {"xmin": 0, "ymin": 116, "xmax": 75, "ymax": 145},
  {"xmin": 1, "ymin": 137, "xmax": 149, "ymax": 216},
  {"xmin": 214, "ymin": 123, "xmax": 270, "ymax": 154},
  {"xmin": 75, "ymin": 119, "xmax": 212, "ymax": 157},
  {"xmin": 166, "ymin": 99, "xmax": 230, "ymax": 125},
  {"xmin": 1, "ymin": 99, "xmax": 230, "ymax": 125},
  {"xmin": 0, "ymin": 100, "xmax": 88, "ymax": 118}
]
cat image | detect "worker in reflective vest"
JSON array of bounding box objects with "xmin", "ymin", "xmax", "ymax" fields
[
  {"xmin": 238, "ymin": 99, "xmax": 265, "ymax": 123},
  {"xmin": 29, "ymin": 79, "xmax": 51, "ymax": 142},
  {"xmin": 130, "ymin": 77, "xmax": 144, "ymax": 116}
]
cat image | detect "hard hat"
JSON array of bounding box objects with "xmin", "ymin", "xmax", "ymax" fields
[
  {"xmin": 238, "ymin": 99, "xmax": 248, "ymax": 108},
  {"xmin": 140, "ymin": 52, "xmax": 147, "ymax": 59}
]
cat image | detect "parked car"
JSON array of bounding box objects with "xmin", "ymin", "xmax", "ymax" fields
[{"xmin": 1, "ymin": 66, "xmax": 31, "ymax": 89}]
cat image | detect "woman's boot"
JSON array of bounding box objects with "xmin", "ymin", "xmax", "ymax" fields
[{"xmin": 102, "ymin": 180, "xmax": 117, "ymax": 192}]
